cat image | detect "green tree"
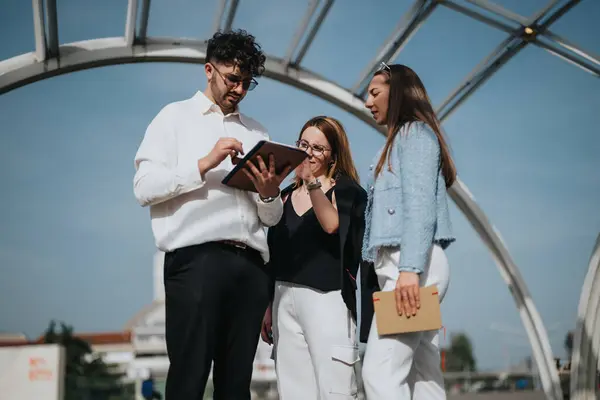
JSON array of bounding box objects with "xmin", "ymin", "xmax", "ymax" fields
[
  {"xmin": 443, "ymin": 332, "xmax": 477, "ymax": 372},
  {"xmin": 42, "ymin": 320, "xmax": 132, "ymax": 400}
]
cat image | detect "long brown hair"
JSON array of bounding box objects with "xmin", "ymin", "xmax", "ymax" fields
[
  {"xmin": 293, "ymin": 116, "xmax": 360, "ymax": 187},
  {"xmin": 374, "ymin": 64, "xmax": 456, "ymax": 188}
]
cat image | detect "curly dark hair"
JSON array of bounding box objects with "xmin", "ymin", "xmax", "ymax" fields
[{"xmin": 206, "ymin": 29, "xmax": 266, "ymax": 77}]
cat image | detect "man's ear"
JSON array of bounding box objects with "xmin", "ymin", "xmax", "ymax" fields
[{"xmin": 204, "ymin": 63, "xmax": 213, "ymax": 81}]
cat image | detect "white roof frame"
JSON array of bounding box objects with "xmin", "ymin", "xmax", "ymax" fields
[{"xmin": 2, "ymin": 1, "xmax": 599, "ymax": 398}]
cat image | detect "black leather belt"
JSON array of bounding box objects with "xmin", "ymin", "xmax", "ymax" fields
[
  {"xmin": 219, "ymin": 239, "xmax": 249, "ymax": 249},
  {"xmin": 216, "ymin": 240, "xmax": 262, "ymax": 260}
]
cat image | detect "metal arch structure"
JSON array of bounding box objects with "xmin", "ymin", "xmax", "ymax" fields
[
  {"xmin": 351, "ymin": 0, "xmax": 599, "ymax": 120},
  {"xmin": 570, "ymin": 233, "xmax": 600, "ymax": 400},
  {"xmin": 1, "ymin": 0, "xmax": 599, "ymax": 398}
]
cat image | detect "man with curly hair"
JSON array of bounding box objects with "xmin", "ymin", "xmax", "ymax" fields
[{"xmin": 133, "ymin": 29, "xmax": 289, "ymax": 399}]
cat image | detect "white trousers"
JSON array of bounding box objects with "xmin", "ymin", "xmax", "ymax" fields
[
  {"xmin": 362, "ymin": 245, "xmax": 450, "ymax": 400},
  {"xmin": 272, "ymin": 281, "xmax": 360, "ymax": 399}
]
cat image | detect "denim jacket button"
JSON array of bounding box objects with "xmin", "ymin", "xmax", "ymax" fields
[
  {"xmin": 369, "ymin": 164, "xmax": 374, "ymax": 170},
  {"xmin": 388, "ymin": 208, "xmax": 395, "ymax": 215}
]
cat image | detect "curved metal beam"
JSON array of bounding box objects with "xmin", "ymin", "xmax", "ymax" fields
[
  {"xmin": 353, "ymin": 0, "xmax": 438, "ymax": 97},
  {"xmin": 223, "ymin": 0, "xmax": 239, "ymax": 33},
  {"xmin": 0, "ymin": 37, "xmax": 376, "ymax": 127},
  {"xmin": 464, "ymin": 0, "xmax": 529, "ymax": 26},
  {"xmin": 32, "ymin": 0, "xmax": 47, "ymax": 62},
  {"xmin": 213, "ymin": 0, "xmax": 228, "ymax": 34},
  {"xmin": 45, "ymin": 0, "xmax": 59, "ymax": 58},
  {"xmin": 449, "ymin": 180, "xmax": 563, "ymax": 399},
  {"xmin": 125, "ymin": 0, "xmax": 138, "ymax": 47},
  {"xmin": 283, "ymin": 0, "xmax": 320, "ymax": 66},
  {"xmin": 0, "ymin": 36, "xmax": 563, "ymax": 399},
  {"xmin": 570, "ymin": 233, "xmax": 600, "ymax": 400},
  {"xmin": 138, "ymin": 0, "xmax": 151, "ymax": 42},
  {"xmin": 293, "ymin": 0, "xmax": 334, "ymax": 66}
]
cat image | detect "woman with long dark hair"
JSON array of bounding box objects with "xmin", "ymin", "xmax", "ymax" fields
[
  {"xmin": 261, "ymin": 116, "xmax": 369, "ymax": 399},
  {"xmin": 360, "ymin": 63, "xmax": 457, "ymax": 399}
]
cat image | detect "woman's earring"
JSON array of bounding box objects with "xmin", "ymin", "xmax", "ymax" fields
[{"xmin": 328, "ymin": 159, "xmax": 337, "ymax": 182}]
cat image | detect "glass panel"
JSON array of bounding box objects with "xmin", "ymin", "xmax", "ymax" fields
[
  {"xmin": 494, "ymin": 0, "xmax": 553, "ymax": 19},
  {"xmin": 389, "ymin": 5, "xmax": 507, "ymax": 107},
  {"xmin": 232, "ymin": 0, "xmax": 311, "ymax": 59},
  {"xmin": 300, "ymin": 0, "xmax": 412, "ymax": 89},
  {"xmin": 148, "ymin": 0, "xmax": 217, "ymax": 40},
  {"xmin": 442, "ymin": 42, "xmax": 600, "ymax": 367},
  {"xmin": 57, "ymin": 0, "xmax": 129, "ymax": 44},
  {"xmin": 546, "ymin": 0, "xmax": 600, "ymax": 57},
  {"xmin": 0, "ymin": 0, "xmax": 34, "ymax": 60}
]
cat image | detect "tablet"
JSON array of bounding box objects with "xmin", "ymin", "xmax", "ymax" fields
[{"xmin": 221, "ymin": 140, "xmax": 308, "ymax": 192}]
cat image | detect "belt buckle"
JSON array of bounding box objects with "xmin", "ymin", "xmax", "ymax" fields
[
  {"xmin": 234, "ymin": 242, "xmax": 247, "ymax": 250},
  {"xmin": 225, "ymin": 240, "xmax": 246, "ymax": 250}
]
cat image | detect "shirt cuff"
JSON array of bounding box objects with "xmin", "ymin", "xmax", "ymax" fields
[
  {"xmin": 176, "ymin": 159, "xmax": 204, "ymax": 190},
  {"xmin": 256, "ymin": 193, "xmax": 283, "ymax": 227},
  {"xmin": 398, "ymin": 266, "xmax": 423, "ymax": 274},
  {"xmin": 257, "ymin": 189, "xmax": 281, "ymax": 203}
]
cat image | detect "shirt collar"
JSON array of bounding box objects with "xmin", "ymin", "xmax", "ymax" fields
[{"xmin": 192, "ymin": 91, "xmax": 250, "ymax": 128}]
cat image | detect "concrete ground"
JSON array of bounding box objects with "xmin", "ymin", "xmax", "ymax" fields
[
  {"xmin": 448, "ymin": 393, "xmax": 546, "ymax": 400},
  {"xmin": 250, "ymin": 388, "xmax": 549, "ymax": 400}
]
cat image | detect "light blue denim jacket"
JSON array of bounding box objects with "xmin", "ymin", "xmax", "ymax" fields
[{"xmin": 362, "ymin": 122, "xmax": 455, "ymax": 274}]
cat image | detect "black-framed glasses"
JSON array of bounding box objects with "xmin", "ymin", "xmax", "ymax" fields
[
  {"xmin": 210, "ymin": 63, "xmax": 258, "ymax": 91},
  {"xmin": 296, "ymin": 139, "xmax": 331, "ymax": 156}
]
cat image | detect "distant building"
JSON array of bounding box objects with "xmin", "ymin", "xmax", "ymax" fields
[
  {"xmin": 0, "ymin": 251, "xmax": 275, "ymax": 398},
  {"xmin": 0, "ymin": 332, "xmax": 28, "ymax": 345}
]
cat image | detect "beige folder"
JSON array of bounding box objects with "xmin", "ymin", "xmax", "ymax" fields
[{"xmin": 373, "ymin": 285, "xmax": 442, "ymax": 336}]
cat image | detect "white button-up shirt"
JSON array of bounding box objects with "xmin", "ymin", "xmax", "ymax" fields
[{"xmin": 133, "ymin": 91, "xmax": 283, "ymax": 262}]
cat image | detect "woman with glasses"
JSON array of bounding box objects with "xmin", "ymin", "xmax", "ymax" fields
[
  {"xmin": 360, "ymin": 63, "xmax": 457, "ymax": 400},
  {"xmin": 260, "ymin": 116, "xmax": 372, "ymax": 399}
]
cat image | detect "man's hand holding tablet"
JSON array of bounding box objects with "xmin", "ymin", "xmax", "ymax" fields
[
  {"xmin": 242, "ymin": 153, "xmax": 291, "ymax": 199},
  {"xmin": 222, "ymin": 140, "xmax": 308, "ymax": 193}
]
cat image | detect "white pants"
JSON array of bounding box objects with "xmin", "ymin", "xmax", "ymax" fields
[
  {"xmin": 362, "ymin": 245, "xmax": 450, "ymax": 400},
  {"xmin": 272, "ymin": 281, "xmax": 360, "ymax": 399}
]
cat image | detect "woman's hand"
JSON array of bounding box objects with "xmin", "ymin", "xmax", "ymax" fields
[
  {"xmin": 295, "ymin": 159, "xmax": 315, "ymax": 182},
  {"xmin": 260, "ymin": 303, "xmax": 273, "ymax": 345},
  {"xmin": 395, "ymin": 272, "xmax": 421, "ymax": 317}
]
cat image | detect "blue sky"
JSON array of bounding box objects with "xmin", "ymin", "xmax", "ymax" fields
[{"xmin": 0, "ymin": 0, "xmax": 598, "ymax": 370}]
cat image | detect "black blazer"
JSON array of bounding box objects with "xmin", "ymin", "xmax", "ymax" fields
[{"xmin": 266, "ymin": 175, "xmax": 379, "ymax": 343}]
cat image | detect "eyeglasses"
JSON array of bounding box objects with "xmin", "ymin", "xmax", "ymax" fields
[
  {"xmin": 296, "ymin": 139, "xmax": 331, "ymax": 156},
  {"xmin": 210, "ymin": 63, "xmax": 258, "ymax": 91}
]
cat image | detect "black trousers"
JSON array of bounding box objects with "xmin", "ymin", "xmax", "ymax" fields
[{"xmin": 163, "ymin": 242, "xmax": 270, "ymax": 400}]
